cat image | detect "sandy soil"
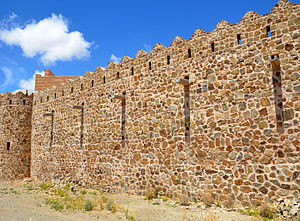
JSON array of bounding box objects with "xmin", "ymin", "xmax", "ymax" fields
[{"xmin": 0, "ymin": 180, "xmax": 261, "ymax": 221}]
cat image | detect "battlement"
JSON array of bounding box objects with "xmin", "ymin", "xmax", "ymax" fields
[
  {"xmin": 0, "ymin": 91, "xmax": 34, "ymax": 106},
  {"xmin": 34, "ymin": 0, "xmax": 299, "ymax": 103}
]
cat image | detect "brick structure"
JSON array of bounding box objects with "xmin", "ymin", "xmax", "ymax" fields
[
  {"xmin": 35, "ymin": 69, "xmax": 77, "ymax": 91},
  {"xmin": 1, "ymin": 0, "xmax": 300, "ymax": 208}
]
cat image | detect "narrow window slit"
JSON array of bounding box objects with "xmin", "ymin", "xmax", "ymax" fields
[
  {"xmin": 91, "ymin": 80, "xmax": 94, "ymax": 87},
  {"xmin": 23, "ymin": 99, "xmax": 26, "ymax": 105},
  {"xmin": 47, "ymin": 96, "xmax": 49, "ymax": 102},
  {"xmin": 237, "ymin": 34, "xmax": 241, "ymax": 45},
  {"xmin": 9, "ymin": 100, "xmax": 12, "ymax": 105},
  {"xmin": 117, "ymin": 72, "xmax": 120, "ymax": 79},
  {"xmin": 167, "ymin": 55, "xmax": 170, "ymax": 64},
  {"xmin": 149, "ymin": 62, "xmax": 152, "ymax": 70},
  {"xmin": 131, "ymin": 67, "xmax": 134, "ymax": 75},
  {"xmin": 7, "ymin": 142, "xmax": 10, "ymax": 151},
  {"xmin": 103, "ymin": 76, "xmax": 106, "ymax": 84},
  {"xmin": 211, "ymin": 42, "xmax": 215, "ymax": 52},
  {"xmin": 54, "ymin": 93, "xmax": 56, "ymax": 99},
  {"xmin": 188, "ymin": 49, "xmax": 192, "ymax": 58},
  {"xmin": 267, "ymin": 26, "xmax": 271, "ymax": 38},
  {"xmin": 80, "ymin": 84, "xmax": 83, "ymax": 90}
]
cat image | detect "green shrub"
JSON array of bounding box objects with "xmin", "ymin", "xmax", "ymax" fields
[
  {"xmin": 259, "ymin": 204, "xmax": 276, "ymax": 220},
  {"xmin": 40, "ymin": 182, "xmax": 52, "ymax": 190},
  {"xmin": 54, "ymin": 188, "xmax": 68, "ymax": 197},
  {"xmin": 84, "ymin": 200, "xmax": 93, "ymax": 211},
  {"xmin": 80, "ymin": 189, "xmax": 87, "ymax": 195},
  {"xmin": 106, "ymin": 199, "xmax": 116, "ymax": 212},
  {"xmin": 46, "ymin": 199, "xmax": 64, "ymax": 212}
]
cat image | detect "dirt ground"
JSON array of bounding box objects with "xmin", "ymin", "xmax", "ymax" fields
[{"xmin": 0, "ymin": 180, "xmax": 264, "ymax": 221}]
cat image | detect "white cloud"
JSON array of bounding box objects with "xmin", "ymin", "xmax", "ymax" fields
[
  {"xmin": 110, "ymin": 54, "xmax": 121, "ymax": 64},
  {"xmin": 19, "ymin": 70, "xmax": 45, "ymax": 92},
  {"xmin": 143, "ymin": 44, "xmax": 152, "ymax": 53},
  {"xmin": 0, "ymin": 14, "xmax": 91, "ymax": 65},
  {"xmin": 0, "ymin": 67, "xmax": 13, "ymax": 87}
]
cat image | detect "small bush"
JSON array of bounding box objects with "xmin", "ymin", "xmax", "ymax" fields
[
  {"xmin": 54, "ymin": 188, "xmax": 68, "ymax": 198},
  {"xmin": 40, "ymin": 182, "xmax": 52, "ymax": 190},
  {"xmin": 80, "ymin": 189, "xmax": 87, "ymax": 195},
  {"xmin": 144, "ymin": 188, "xmax": 156, "ymax": 200},
  {"xmin": 124, "ymin": 209, "xmax": 135, "ymax": 221},
  {"xmin": 90, "ymin": 190, "xmax": 97, "ymax": 195},
  {"xmin": 46, "ymin": 199, "xmax": 64, "ymax": 212},
  {"xmin": 259, "ymin": 204, "xmax": 276, "ymax": 220},
  {"xmin": 64, "ymin": 183, "xmax": 71, "ymax": 190},
  {"xmin": 101, "ymin": 195, "xmax": 108, "ymax": 203},
  {"xmin": 84, "ymin": 200, "xmax": 93, "ymax": 211},
  {"xmin": 162, "ymin": 195, "xmax": 169, "ymax": 202},
  {"xmin": 106, "ymin": 199, "xmax": 117, "ymax": 213}
]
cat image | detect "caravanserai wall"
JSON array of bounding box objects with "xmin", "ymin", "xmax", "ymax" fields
[
  {"xmin": 31, "ymin": 0, "xmax": 300, "ymax": 206},
  {"xmin": 0, "ymin": 92, "xmax": 33, "ymax": 180}
]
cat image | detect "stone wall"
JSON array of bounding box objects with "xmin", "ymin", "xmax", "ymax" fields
[
  {"xmin": 31, "ymin": 0, "xmax": 299, "ymax": 206},
  {"xmin": 0, "ymin": 92, "xmax": 33, "ymax": 180}
]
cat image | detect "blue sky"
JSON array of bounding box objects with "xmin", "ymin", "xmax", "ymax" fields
[{"xmin": 0, "ymin": 0, "xmax": 298, "ymax": 93}]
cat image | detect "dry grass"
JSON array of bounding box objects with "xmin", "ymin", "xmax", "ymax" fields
[{"xmin": 38, "ymin": 182, "xmax": 119, "ymax": 214}]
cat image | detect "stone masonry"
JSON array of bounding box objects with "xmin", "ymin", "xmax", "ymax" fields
[
  {"xmin": 0, "ymin": 92, "xmax": 33, "ymax": 180},
  {"xmin": 1, "ymin": 0, "xmax": 299, "ymax": 207}
]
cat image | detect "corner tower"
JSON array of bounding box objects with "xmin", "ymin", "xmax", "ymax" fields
[{"xmin": 0, "ymin": 91, "xmax": 33, "ymax": 180}]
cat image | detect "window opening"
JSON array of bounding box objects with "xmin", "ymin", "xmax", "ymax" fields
[
  {"xmin": 188, "ymin": 49, "xmax": 192, "ymax": 58},
  {"xmin": 267, "ymin": 26, "xmax": 271, "ymax": 38},
  {"xmin": 237, "ymin": 34, "xmax": 241, "ymax": 45},
  {"xmin": 211, "ymin": 42, "xmax": 215, "ymax": 52}
]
